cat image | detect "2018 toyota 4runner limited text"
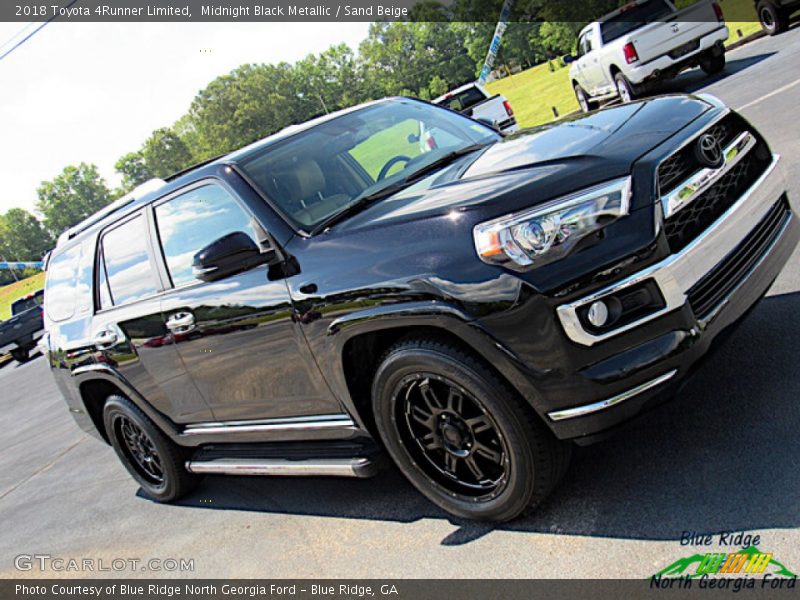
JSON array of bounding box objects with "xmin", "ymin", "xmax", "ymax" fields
[{"xmin": 44, "ymin": 95, "xmax": 798, "ymax": 521}]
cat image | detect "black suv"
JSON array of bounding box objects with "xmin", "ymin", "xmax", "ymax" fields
[{"xmin": 44, "ymin": 95, "xmax": 797, "ymax": 521}]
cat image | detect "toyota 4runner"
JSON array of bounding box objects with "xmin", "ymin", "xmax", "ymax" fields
[{"xmin": 43, "ymin": 94, "xmax": 798, "ymax": 521}]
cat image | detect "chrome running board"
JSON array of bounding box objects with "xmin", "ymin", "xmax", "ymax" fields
[{"xmin": 185, "ymin": 457, "xmax": 377, "ymax": 478}]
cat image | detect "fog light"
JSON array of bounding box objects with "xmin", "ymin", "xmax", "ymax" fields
[{"xmin": 587, "ymin": 300, "xmax": 609, "ymax": 327}]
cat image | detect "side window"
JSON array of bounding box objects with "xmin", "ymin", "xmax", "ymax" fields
[
  {"xmin": 45, "ymin": 244, "xmax": 81, "ymax": 321},
  {"xmin": 585, "ymin": 29, "xmax": 596, "ymax": 53},
  {"xmin": 577, "ymin": 34, "xmax": 587, "ymax": 58},
  {"xmin": 154, "ymin": 184, "xmax": 256, "ymax": 287},
  {"xmin": 99, "ymin": 214, "xmax": 159, "ymax": 308}
]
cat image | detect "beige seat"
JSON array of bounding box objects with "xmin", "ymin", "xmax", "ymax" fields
[{"xmin": 274, "ymin": 159, "xmax": 350, "ymax": 226}]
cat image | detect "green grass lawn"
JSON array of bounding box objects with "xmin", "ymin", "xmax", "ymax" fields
[
  {"xmin": 0, "ymin": 272, "xmax": 45, "ymax": 321},
  {"xmin": 487, "ymin": 9, "xmax": 764, "ymax": 130}
]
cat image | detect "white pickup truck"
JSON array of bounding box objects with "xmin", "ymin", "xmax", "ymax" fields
[
  {"xmin": 432, "ymin": 83, "xmax": 518, "ymax": 134},
  {"xmin": 569, "ymin": 0, "xmax": 729, "ymax": 112}
]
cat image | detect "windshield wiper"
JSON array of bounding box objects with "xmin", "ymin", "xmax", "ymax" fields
[{"xmin": 310, "ymin": 143, "xmax": 490, "ymax": 234}]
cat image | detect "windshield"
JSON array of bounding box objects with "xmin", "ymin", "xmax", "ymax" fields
[
  {"xmin": 238, "ymin": 99, "xmax": 497, "ymax": 231},
  {"xmin": 600, "ymin": 0, "xmax": 675, "ymax": 43}
]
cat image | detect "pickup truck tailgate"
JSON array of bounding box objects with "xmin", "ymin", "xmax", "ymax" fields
[{"xmin": 630, "ymin": 3, "xmax": 720, "ymax": 64}]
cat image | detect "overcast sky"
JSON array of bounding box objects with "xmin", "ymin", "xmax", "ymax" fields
[{"xmin": 0, "ymin": 21, "xmax": 372, "ymax": 214}]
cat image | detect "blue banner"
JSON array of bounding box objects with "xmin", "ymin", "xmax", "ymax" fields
[{"xmin": 0, "ymin": 261, "xmax": 43, "ymax": 270}]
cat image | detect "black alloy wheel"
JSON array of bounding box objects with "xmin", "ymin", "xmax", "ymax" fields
[
  {"xmin": 116, "ymin": 415, "xmax": 164, "ymax": 484},
  {"xmin": 103, "ymin": 394, "xmax": 199, "ymax": 502},
  {"xmin": 372, "ymin": 337, "xmax": 571, "ymax": 522},
  {"xmin": 396, "ymin": 373, "xmax": 510, "ymax": 499}
]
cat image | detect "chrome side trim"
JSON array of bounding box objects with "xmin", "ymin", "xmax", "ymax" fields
[
  {"xmin": 661, "ymin": 130, "xmax": 756, "ymax": 219},
  {"xmin": 185, "ymin": 457, "xmax": 374, "ymax": 478},
  {"xmin": 182, "ymin": 414, "xmax": 355, "ymax": 437},
  {"xmin": 557, "ymin": 154, "xmax": 784, "ymax": 346},
  {"xmin": 548, "ymin": 370, "xmax": 677, "ymax": 421}
]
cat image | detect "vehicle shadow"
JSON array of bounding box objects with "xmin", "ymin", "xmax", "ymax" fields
[
  {"xmin": 653, "ymin": 52, "xmax": 777, "ymax": 96},
  {"xmin": 166, "ymin": 291, "xmax": 800, "ymax": 546}
]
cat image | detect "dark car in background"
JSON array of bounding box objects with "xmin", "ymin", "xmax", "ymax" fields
[
  {"xmin": 0, "ymin": 289, "xmax": 44, "ymax": 363},
  {"xmin": 757, "ymin": 0, "xmax": 800, "ymax": 34},
  {"xmin": 42, "ymin": 95, "xmax": 798, "ymax": 521}
]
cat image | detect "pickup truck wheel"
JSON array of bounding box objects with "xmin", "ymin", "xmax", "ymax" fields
[
  {"xmin": 614, "ymin": 73, "xmax": 637, "ymax": 103},
  {"xmin": 103, "ymin": 394, "xmax": 199, "ymax": 502},
  {"xmin": 758, "ymin": 0, "xmax": 790, "ymax": 34},
  {"xmin": 371, "ymin": 338, "xmax": 571, "ymax": 522},
  {"xmin": 574, "ymin": 85, "xmax": 594, "ymax": 113},
  {"xmin": 10, "ymin": 348, "xmax": 30, "ymax": 363},
  {"xmin": 700, "ymin": 53, "xmax": 726, "ymax": 75}
]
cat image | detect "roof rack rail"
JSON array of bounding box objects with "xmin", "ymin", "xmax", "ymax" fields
[
  {"xmin": 164, "ymin": 153, "xmax": 229, "ymax": 181},
  {"xmin": 56, "ymin": 178, "xmax": 167, "ymax": 247}
]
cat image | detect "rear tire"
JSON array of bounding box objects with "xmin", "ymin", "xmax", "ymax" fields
[
  {"xmin": 574, "ymin": 84, "xmax": 595, "ymax": 113},
  {"xmin": 371, "ymin": 337, "xmax": 571, "ymax": 522},
  {"xmin": 700, "ymin": 52, "xmax": 726, "ymax": 75},
  {"xmin": 758, "ymin": 0, "xmax": 790, "ymax": 35},
  {"xmin": 103, "ymin": 394, "xmax": 200, "ymax": 502},
  {"xmin": 614, "ymin": 72, "xmax": 637, "ymax": 103},
  {"xmin": 10, "ymin": 348, "xmax": 29, "ymax": 363}
]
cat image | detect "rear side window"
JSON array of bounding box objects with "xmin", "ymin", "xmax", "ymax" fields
[
  {"xmin": 154, "ymin": 184, "xmax": 256, "ymax": 287},
  {"xmin": 441, "ymin": 87, "xmax": 486, "ymax": 112},
  {"xmin": 45, "ymin": 245, "xmax": 81, "ymax": 321},
  {"xmin": 98, "ymin": 214, "xmax": 158, "ymax": 308}
]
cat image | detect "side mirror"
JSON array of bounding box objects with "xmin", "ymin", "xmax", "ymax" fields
[
  {"xmin": 476, "ymin": 117, "xmax": 501, "ymax": 133},
  {"xmin": 563, "ymin": 55, "xmax": 576, "ymax": 64},
  {"xmin": 192, "ymin": 231, "xmax": 268, "ymax": 282}
]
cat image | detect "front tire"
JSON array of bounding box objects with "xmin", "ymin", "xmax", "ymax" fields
[
  {"xmin": 103, "ymin": 394, "xmax": 199, "ymax": 502},
  {"xmin": 371, "ymin": 338, "xmax": 570, "ymax": 522},
  {"xmin": 758, "ymin": 0, "xmax": 790, "ymax": 35}
]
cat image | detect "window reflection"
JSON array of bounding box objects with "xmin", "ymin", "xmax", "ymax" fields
[
  {"xmin": 101, "ymin": 215, "xmax": 158, "ymax": 306},
  {"xmin": 155, "ymin": 185, "xmax": 255, "ymax": 287}
]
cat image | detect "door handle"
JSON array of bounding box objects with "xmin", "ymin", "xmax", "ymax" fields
[
  {"xmin": 166, "ymin": 311, "xmax": 196, "ymax": 331},
  {"xmin": 94, "ymin": 329, "xmax": 118, "ymax": 348},
  {"xmin": 298, "ymin": 283, "xmax": 318, "ymax": 295}
]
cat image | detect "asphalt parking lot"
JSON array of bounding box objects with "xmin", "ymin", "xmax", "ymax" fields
[{"xmin": 2, "ymin": 28, "xmax": 800, "ymax": 580}]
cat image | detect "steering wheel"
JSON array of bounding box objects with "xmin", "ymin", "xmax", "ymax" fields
[{"xmin": 377, "ymin": 155, "xmax": 412, "ymax": 181}]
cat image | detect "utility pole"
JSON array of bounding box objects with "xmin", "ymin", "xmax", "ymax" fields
[{"xmin": 478, "ymin": 0, "xmax": 515, "ymax": 86}]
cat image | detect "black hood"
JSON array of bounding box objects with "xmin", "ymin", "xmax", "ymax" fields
[{"xmin": 337, "ymin": 95, "xmax": 713, "ymax": 231}]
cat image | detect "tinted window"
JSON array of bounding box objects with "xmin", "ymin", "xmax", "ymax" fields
[
  {"xmin": 11, "ymin": 290, "xmax": 44, "ymax": 315},
  {"xmin": 100, "ymin": 215, "xmax": 158, "ymax": 306},
  {"xmin": 600, "ymin": 0, "xmax": 674, "ymax": 43},
  {"xmin": 440, "ymin": 87, "xmax": 486, "ymax": 112},
  {"xmin": 155, "ymin": 185, "xmax": 256, "ymax": 287}
]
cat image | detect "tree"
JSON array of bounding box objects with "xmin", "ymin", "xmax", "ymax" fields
[
  {"xmin": 0, "ymin": 209, "xmax": 53, "ymax": 260},
  {"xmin": 36, "ymin": 163, "xmax": 112, "ymax": 237},
  {"xmin": 114, "ymin": 151, "xmax": 152, "ymax": 192},
  {"xmin": 141, "ymin": 128, "xmax": 194, "ymax": 178},
  {"xmin": 185, "ymin": 63, "xmax": 310, "ymax": 158}
]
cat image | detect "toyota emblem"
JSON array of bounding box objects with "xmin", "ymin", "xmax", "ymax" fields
[{"xmin": 694, "ymin": 133, "xmax": 724, "ymax": 169}]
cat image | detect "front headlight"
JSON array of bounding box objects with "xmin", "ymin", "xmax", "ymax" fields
[{"xmin": 473, "ymin": 177, "xmax": 632, "ymax": 268}]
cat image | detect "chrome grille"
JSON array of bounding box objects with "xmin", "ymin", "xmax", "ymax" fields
[{"xmin": 658, "ymin": 115, "xmax": 771, "ymax": 253}]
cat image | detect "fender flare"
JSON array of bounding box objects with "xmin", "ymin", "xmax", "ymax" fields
[
  {"xmin": 321, "ymin": 300, "xmax": 548, "ymax": 425},
  {"xmin": 72, "ymin": 363, "xmax": 182, "ymax": 443}
]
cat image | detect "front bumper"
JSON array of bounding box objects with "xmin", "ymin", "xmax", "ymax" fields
[{"xmin": 545, "ymin": 154, "xmax": 799, "ymax": 440}]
